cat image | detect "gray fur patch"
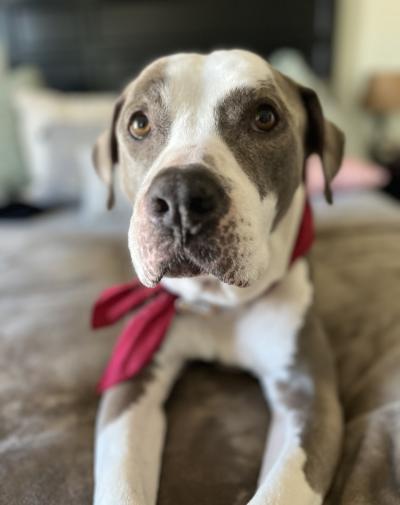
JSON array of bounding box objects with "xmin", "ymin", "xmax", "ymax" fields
[
  {"xmin": 216, "ymin": 84, "xmax": 303, "ymax": 225},
  {"xmin": 276, "ymin": 306, "xmax": 342, "ymax": 495},
  {"xmin": 97, "ymin": 363, "xmax": 156, "ymax": 430},
  {"xmin": 117, "ymin": 62, "xmax": 172, "ymax": 198}
]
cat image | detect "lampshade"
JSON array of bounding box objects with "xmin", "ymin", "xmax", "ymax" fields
[{"xmin": 363, "ymin": 73, "xmax": 400, "ymax": 113}]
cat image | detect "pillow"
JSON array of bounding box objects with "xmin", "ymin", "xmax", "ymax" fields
[
  {"xmin": 14, "ymin": 88, "xmax": 115, "ymax": 205},
  {"xmin": 306, "ymin": 154, "xmax": 389, "ymax": 195},
  {"xmin": 0, "ymin": 50, "xmax": 43, "ymax": 203}
]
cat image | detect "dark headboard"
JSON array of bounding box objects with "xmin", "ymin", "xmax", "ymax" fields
[{"xmin": 0, "ymin": 0, "xmax": 337, "ymax": 91}]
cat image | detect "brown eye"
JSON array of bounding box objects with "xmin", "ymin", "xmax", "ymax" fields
[
  {"xmin": 129, "ymin": 111, "xmax": 151, "ymax": 139},
  {"xmin": 253, "ymin": 104, "xmax": 277, "ymax": 131}
]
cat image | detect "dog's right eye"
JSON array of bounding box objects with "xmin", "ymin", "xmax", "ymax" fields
[{"xmin": 128, "ymin": 112, "xmax": 151, "ymax": 140}]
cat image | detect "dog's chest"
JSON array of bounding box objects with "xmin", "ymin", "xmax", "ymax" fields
[{"xmin": 163, "ymin": 260, "xmax": 313, "ymax": 379}]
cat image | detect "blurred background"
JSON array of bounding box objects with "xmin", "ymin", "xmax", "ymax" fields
[
  {"xmin": 0, "ymin": 0, "xmax": 399, "ymax": 221},
  {"xmin": 1, "ymin": 4, "xmax": 400, "ymax": 503}
]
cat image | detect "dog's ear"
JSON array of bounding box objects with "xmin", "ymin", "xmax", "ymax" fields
[
  {"xmin": 299, "ymin": 86, "xmax": 345, "ymax": 204},
  {"xmin": 92, "ymin": 95, "xmax": 125, "ymax": 209}
]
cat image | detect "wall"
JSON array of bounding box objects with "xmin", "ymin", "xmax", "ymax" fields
[
  {"xmin": 333, "ymin": 0, "xmax": 400, "ymax": 106},
  {"xmin": 333, "ymin": 0, "xmax": 400, "ymax": 147}
]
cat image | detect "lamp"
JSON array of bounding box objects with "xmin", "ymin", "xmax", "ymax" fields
[{"xmin": 363, "ymin": 73, "xmax": 400, "ymax": 113}]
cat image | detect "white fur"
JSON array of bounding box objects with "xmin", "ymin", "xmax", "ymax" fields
[
  {"xmin": 95, "ymin": 358, "xmax": 183, "ymax": 505},
  {"xmin": 249, "ymin": 378, "xmax": 321, "ymax": 505},
  {"xmin": 94, "ymin": 259, "xmax": 316, "ymax": 505},
  {"xmin": 250, "ymin": 443, "xmax": 321, "ymax": 505}
]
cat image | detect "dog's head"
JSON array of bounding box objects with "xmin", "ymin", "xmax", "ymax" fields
[{"xmin": 93, "ymin": 50, "xmax": 344, "ymax": 288}]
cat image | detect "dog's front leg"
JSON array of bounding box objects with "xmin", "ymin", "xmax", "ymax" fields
[
  {"xmin": 93, "ymin": 351, "xmax": 183, "ymax": 505},
  {"xmin": 249, "ymin": 313, "xmax": 343, "ymax": 505}
]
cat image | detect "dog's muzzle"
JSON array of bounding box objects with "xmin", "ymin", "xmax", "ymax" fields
[
  {"xmin": 132, "ymin": 164, "xmax": 233, "ymax": 285},
  {"xmin": 145, "ymin": 164, "xmax": 229, "ymax": 242},
  {"xmin": 132, "ymin": 163, "xmax": 241, "ymax": 285}
]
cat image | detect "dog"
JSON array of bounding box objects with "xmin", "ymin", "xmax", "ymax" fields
[{"xmin": 92, "ymin": 49, "xmax": 345, "ymax": 505}]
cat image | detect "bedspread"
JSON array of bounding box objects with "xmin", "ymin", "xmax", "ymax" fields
[{"xmin": 0, "ymin": 216, "xmax": 399, "ymax": 504}]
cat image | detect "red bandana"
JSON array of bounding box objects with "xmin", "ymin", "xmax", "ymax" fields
[{"xmin": 92, "ymin": 200, "xmax": 314, "ymax": 392}]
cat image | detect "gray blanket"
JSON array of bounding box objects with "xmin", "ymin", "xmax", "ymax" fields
[{"xmin": 0, "ymin": 220, "xmax": 399, "ymax": 504}]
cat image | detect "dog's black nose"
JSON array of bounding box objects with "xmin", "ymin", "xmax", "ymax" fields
[{"xmin": 147, "ymin": 165, "xmax": 229, "ymax": 236}]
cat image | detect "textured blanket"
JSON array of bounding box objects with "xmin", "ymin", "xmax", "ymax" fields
[{"xmin": 0, "ymin": 220, "xmax": 399, "ymax": 504}]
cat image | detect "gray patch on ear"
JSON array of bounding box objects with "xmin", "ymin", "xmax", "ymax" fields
[{"xmin": 299, "ymin": 86, "xmax": 345, "ymax": 204}]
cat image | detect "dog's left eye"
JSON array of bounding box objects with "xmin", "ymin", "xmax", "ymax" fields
[
  {"xmin": 128, "ymin": 111, "xmax": 151, "ymax": 140},
  {"xmin": 253, "ymin": 104, "xmax": 278, "ymax": 132}
]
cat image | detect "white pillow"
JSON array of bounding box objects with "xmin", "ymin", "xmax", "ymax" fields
[
  {"xmin": 14, "ymin": 88, "xmax": 116, "ymax": 205},
  {"xmin": 0, "ymin": 61, "xmax": 43, "ymax": 204},
  {"xmin": 78, "ymin": 146, "xmax": 131, "ymax": 221}
]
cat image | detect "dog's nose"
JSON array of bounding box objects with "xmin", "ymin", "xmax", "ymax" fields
[{"xmin": 146, "ymin": 165, "xmax": 228, "ymax": 236}]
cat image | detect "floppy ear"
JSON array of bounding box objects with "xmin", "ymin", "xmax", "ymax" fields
[
  {"xmin": 92, "ymin": 96, "xmax": 125, "ymax": 209},
  {"xmin": 299, "ymin": 86, "xmax": 345, "ymax": 203}
]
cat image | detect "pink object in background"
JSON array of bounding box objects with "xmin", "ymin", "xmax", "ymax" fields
[{"xmin": 306, "ymin": 155, "xmax": 390, "ymax": 195}]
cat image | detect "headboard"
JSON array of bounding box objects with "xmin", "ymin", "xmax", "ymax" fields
[{"xmin": 0, "ymin": 0, "xmax": 337, "ymax": 91}]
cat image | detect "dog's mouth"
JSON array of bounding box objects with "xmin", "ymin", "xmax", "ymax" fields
[
  {"xmin": 159, "ymin": 253, "xmax": 248, "ymax": 288},
  {"xmin": 159, "ymin": 252, "xmax": 203, "ymax": 279},
  {"xmin": 137, "ymin": 228, "xmax": 249, "ymax": 288}
]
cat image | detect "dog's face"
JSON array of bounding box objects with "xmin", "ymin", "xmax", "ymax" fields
[{"xmin": 93, "ymin": 50, "xmax": 344, "ymax": 288}]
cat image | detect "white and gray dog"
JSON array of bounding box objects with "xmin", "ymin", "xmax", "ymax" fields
[{"xmin": 92, "ymin": 49, "xmax": 344, "ymax": 505}]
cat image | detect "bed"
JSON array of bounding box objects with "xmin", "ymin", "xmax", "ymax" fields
[{"xmin": 1, "ymin": 190, "xmax": 399, "ymax": 505}]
